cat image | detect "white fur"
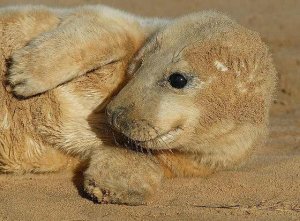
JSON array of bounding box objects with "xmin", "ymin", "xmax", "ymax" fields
[
  {"xmin": 1, "ymin": 112, "xmax": 10, "ymax": 130},
  {"xmin": 214, "ymin": 60, "xmax": 228, "ymax": 72}
]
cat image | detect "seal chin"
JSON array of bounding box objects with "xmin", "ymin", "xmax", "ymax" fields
[{"xmin": 134, "ymin": 127, "xmax": 183, "ymax": 150}]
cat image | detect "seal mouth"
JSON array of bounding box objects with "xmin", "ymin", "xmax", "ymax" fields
[
  {"xmin": 133, "ymin": 127, "xmax": 183, "ymax": 149},
  {"xmin": 110, "ymin": 124, "xmax": 183, "ymax": 151}
]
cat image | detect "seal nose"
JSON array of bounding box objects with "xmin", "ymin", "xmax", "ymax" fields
[{"xmin": 106, "ymin": 107, "xmax": 127, "ymax": 129}]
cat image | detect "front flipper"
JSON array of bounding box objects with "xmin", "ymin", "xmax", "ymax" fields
[
  {"xmin": 8, "ymin": 14, "xmax": 139, "ymax": 97},
  {"xmin": 84, "ymin": 147, "xmax": 163, "ymax": 205}
]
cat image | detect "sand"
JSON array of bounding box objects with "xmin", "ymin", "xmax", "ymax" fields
[{"xmin": 0, "ymin": 0, "xmax": 299, "ymax": 220}]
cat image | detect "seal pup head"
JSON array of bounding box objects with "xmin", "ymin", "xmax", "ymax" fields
[{"xmin": 106, "ymin": 12, "xmax": 277, "ymax": 159}]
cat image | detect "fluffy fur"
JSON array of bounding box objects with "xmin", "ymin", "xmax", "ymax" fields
[{"xmin": 0, "ymin": 5, "xmax": 277, "ymax": 205}]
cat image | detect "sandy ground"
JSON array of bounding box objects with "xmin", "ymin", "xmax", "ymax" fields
[{"xmin": 0, "ymin": 0, "xmax": 299, "ymax": 220}]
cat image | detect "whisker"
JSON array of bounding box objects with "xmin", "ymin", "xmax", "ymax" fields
[
  {"xmin": 151, "ymin": 125, "xmax": 172, "ymax": 151},
  {"xmin": 144, "ymin": 131, "xmax": 153, "ymax": 156},
  {"xmin": 111, "ymin": 130, "xmax": 121, "ymax": 147}
]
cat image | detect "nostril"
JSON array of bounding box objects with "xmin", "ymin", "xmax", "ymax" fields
[
  {"xmin": 108, "ymin": 107, "xmax": 127, "ymax": 129},
  {"xmin": 111, "ymin": 112, "xmax": 119, "ymax": 128},
  {"xmin": 105, "ymin": 108, "xmax": 113, "ymax": 119}
]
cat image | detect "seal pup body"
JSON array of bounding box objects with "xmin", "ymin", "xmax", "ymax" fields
[
  {"xmin": 2, "ymin": 6, "xmax": 277, "ymax": 205},
  {"xmin": 0, "ymin": 5, "xmax": 161, "ymax": 173}
]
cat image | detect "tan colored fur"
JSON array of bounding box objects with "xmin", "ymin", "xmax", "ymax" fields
[{"xmin": 1, "ymin": 6, "xmax": 277, "ymax": 205}]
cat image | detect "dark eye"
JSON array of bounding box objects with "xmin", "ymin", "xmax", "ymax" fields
[{"xmin": 168, "ymin": 73, "xmax": 188, "ymax": 89}]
